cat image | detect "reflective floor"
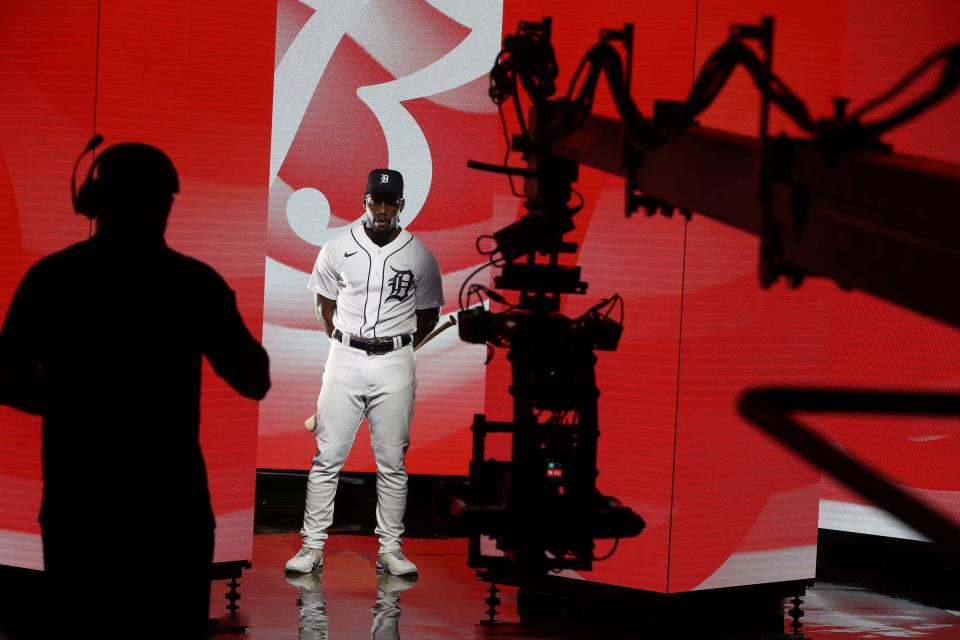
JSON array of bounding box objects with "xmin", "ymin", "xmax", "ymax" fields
[
  {"xmin": 203, "ymin": 533, "xmax": 960, "ymax": 640},
  {"xmin": 0, "ymin": 529, "xmax": 956, "ymax": 639},
  {"xmin": 210, "ymin": 535, "xmax": 520, "ymax": 639}
]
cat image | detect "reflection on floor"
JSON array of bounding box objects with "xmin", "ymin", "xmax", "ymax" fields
[
  {"xmin": 207, "ymin": 533, "xmax": 960, "ymax": 640},
  {"xmin": 211, "ymin": 535, "xmax": 517, "ymax": 640}
]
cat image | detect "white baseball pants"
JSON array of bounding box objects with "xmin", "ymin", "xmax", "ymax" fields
[{"xmin": 301, "ymin": 339, "xmax": 416, "ymax": 553}]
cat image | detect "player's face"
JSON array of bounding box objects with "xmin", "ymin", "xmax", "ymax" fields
[{"xmin": 364, "ymin": 194, "xmax": 404, "ymax": 231}]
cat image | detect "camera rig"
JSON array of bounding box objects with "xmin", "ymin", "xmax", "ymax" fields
[
  {"xmin": 442, "ymin": 13, "xmax": 960, "ymax": 585},
  {"xmin": 442, "ymin": 18, "xmax": 645, "ymax": 577}
]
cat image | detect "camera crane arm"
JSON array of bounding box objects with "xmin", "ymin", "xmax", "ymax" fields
[{"xmin": 546, "ymin": 114, "xmax": 960, "ymax": 328}]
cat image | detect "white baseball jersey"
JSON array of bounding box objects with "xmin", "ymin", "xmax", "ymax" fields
[{"xmin": 307, "ymin": 225, "xmax": 443, "ymax": 338}]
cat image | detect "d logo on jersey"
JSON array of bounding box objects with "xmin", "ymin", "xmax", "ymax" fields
[{"xmin": 386, "ymin": 268, "xmax": 415, "ymax": 303}]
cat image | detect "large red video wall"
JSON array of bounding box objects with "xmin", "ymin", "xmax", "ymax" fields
[{"xmin": 1, "ymin": 0, "xmax": 957, "ymax": 593}]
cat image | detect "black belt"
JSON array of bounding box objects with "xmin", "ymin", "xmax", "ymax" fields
[{"xmin": 333, "ymin": 329, "xmax": 412, "ymax": 355}]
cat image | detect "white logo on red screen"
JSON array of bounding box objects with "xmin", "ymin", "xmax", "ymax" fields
[{"xmin": 270, "ymin": 0, "xmax": 503, "ymax": 251}]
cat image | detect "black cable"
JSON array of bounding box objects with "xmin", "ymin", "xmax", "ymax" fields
[
  {"xmin": 575, "ymin": 293, "xmax": 624, "ymax": 327},
  {"xmin": 612, "ymin": 294, "xmax": 624, "ymax": 325},
  {"xmin": 464, "ymin": 283, "xmax": 511, "ymax": 312},
  {"xmin": 851, "ymin": 43, "xmax": 960, "ymax": 121},
  {"xmin": 90, "ymin": 0, "xmax": 101, "ymax": 239},
  {"xmin": 570, "ymin": 187, "xmax": 585, "ymax": 215},
  {"xmin": 458, "ymin": 256, "xmax": 506, "ymax": 311},
  {"xmin": 499, "ymin": 19, "xmax": 959, "ymax": 166},
  {"xmin": 464, "ymin": 284, "xmax": 482, "ymax": 310},
  {"xmin": 496, "ymin": 104, "xmax": 523, "ymax": 197},
  {"xmin": 593, "ymin": 537, "xmax": 620, "ymax": 561},
  {"xmin": 677, "ymin": 40, "xmax": 818, "ymax": 138},
  {"xmin": 476, "ymin": 234, "xmax": 498, "ymax": 256},
  {"xmin": 543, "ymin": 43, "xmax": 653, "ymax": 149},
  {"xmin": 458, "ymin": 260, "xmax": 494, "ymax": 310},
  {"xmin": 489, "ymin": 49, "xmax": 512, "ymax": 105},
  {"xmin": 489, "ymin": 46, "xmax": 530, "ymax": 140},
  {"xmin": 491, "ymin": 27, "xmax": 559, "ymax": 139},
  {"xmin": 677, "ymin": 38, "xmax": 960, "ymax": 151},
  {"xmin": 565, "ymin": 48, "xmax": 593, "ymax": 103},
  {"xmin": 855, "ymin": 44, "xmax": 960, "ymax": 140},
  {"xmin": 510, "ymin": 30, "xmax": 559, "ymax": 105},
  {"xmin": 511, "ymin": 78, "xmax": 529, "ymax": 145},
  {"xmin": 473, "ymin": 284, "xmax": 511, "ymax": 306}
]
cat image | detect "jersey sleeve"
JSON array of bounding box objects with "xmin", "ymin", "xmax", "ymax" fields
[
  {"xmin": 415, "ymin": 245, "xmax": 444, "ymax": 310},
  {"xmin": 307, "ymin": 242, "xmax": 340, "ymax": 299}
]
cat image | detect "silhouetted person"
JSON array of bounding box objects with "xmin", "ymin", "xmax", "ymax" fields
[{"xmin": 0, "ymin": 141, "xmax": 270, "ymax": 639}]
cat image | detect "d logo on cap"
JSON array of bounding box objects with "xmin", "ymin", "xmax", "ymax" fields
[{"xmin": 366, "ymin": 168, "xmax": 403, "ymax": 198}]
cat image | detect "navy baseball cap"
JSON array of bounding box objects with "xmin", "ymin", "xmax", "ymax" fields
[{"xmin": 366, "ymin": 168, "xmax": 403, "ymax": 198}]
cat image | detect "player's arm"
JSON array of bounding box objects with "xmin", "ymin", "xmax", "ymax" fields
[
  {"xmin": 412, "ymin": 307, "xmax": 440, "ymax": 348},
  {"xmin": 412, "ymin": 245, "xmax": 443, "ymax": 349},
  {"xmin": 316, "ymin": 293, "xmax": 337, "ymax": 338}
]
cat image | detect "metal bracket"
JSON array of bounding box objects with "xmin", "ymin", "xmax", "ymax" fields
[
  {"xmin": 731, "ymin": 17, "xmax": 795, "ymax": 289},
  {"xmin": 599, "ymin": 23, "xmax": 634, "ymax": 96}
]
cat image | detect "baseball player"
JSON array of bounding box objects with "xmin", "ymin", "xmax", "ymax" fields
[{"xmin": 285, "ymin": 168, "xmax": 442, "ymax": 576}]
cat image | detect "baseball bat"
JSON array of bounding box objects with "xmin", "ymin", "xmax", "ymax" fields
[{"xmin": 304, "ymin": 314, "xmax": 458, "ymax": 432}]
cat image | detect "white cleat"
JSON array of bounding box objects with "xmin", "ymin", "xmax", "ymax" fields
[
  {"xmin": 285, "ymin": 546, "xmax": 324, "ymax": 573},
  {"xmin": 376, "ymin": 550, "xmax": 418, "ymax": 576}
]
